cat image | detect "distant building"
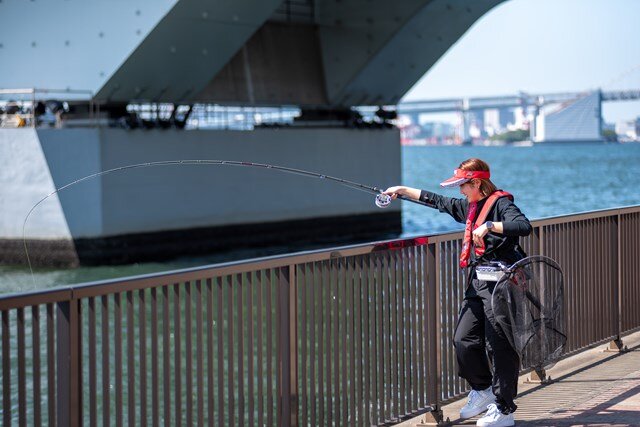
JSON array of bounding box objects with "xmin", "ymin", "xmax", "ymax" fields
[
  {"xmin": 483, "ymin": 107, "xmax": 514, "ymax": 136},
  {"xmin": 615, "ymin": 118, "xmax": 639, "ymax": 141},
  {"xmin": 484, "ymin": 109, "xmax": 500, "ymax": 136},
  {"xmin": 420, "ymin": 121, "xmax": 455, "ymax": 139},
  {"xmin": 534, "ymin": 91, "xmax": 602, "ymax": 143},
  {"xmin": 400, "ymin": 119, "xmax": 456, "ymax": 145},
  {"xmin": 511, "ymin": 107, "xmax": 528, "ymax": 131},
  {"xmin": 498, "ymin": 107, "xmax": 513, "ymax": 129},
  {"xmin": 468, "ymin": 110, "xmax": 484, "ymax": 137}
]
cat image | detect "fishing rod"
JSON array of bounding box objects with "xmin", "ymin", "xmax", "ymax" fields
[{"xmin": 22, "ymin": 159, "xmax": 430, "ymax": 279}]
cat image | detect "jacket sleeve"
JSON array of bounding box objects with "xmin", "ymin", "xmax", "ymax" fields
[
  {"xmin": 497, "ymin": 197, "xmax": 532, "ymax": 237},
  {"xmin": 419, "ymin": 190, "xmax": 468, "ymax": 224}
]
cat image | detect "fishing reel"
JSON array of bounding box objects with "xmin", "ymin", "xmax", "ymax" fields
[{"xmin": 375, "ymin": 193, "xmax": 392, "ymax": 208}]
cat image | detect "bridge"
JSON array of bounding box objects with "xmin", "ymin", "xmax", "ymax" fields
[
  {"xmin": 0, "ymin": 205, "xmax": 638, "ymax": 425},
  {"xmin": 398, "ymin": 89, "xmax": 640, "ymax": 143}
]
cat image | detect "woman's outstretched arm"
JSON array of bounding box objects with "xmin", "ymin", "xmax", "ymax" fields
[{"xmin": 383, "ymin": 186, "xmax": 468, "ymax": 223}]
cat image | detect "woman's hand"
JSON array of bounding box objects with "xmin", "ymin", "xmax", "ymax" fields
[
  {"xmin": 382, "ymin": 186, "xmax": 421, "ymax": 201},
  {"xmin": 472, "ymin": 224, "xmax": 489, "ymax": 246},
  {"xmin": 382, "ymin": 186, "xmax": 406, "ymax": 199}
]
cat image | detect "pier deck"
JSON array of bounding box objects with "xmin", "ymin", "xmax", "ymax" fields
[{"xmin": 398, "ymin": 330, "xmax": 640, "ymax": 426}]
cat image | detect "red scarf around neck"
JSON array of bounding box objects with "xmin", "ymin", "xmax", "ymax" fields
[{"xmin": 459, "ymin": 190, "xmax": 513, "ymax": 268}]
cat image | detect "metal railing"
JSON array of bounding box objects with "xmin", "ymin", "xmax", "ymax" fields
[
  {"xmin": 0, "ymin": 206, "xmax": 639, "ymax": 426},
  {"xmin": 0, "ymin": 88, "xmax": 96, "ymax": 128}
]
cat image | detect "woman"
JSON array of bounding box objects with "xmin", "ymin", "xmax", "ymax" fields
[{"xmin": 384, "ymin": 158, "xmax": 532, "ymax": 427}]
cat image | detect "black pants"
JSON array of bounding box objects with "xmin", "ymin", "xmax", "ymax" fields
[{"xmin": 453, "ymin": 277, "xmax": 520, "ymax": 413}]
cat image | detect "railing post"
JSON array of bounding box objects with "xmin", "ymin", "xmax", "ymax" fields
[
  {"xmin": 525, "ymin": 226, "xmax": 552, "ymax": 383},
  {"xmin": 289, "ymin": 265, "xmax": 299, "ymax": 427},
  {"xmin": 279, "ymin": 265, "xmax": 299, "ymax": 427},
  {"xmin": 56, "ymin": 297, "xmax": 82, "ymax": 427},
  {"xmin": 606, "ymin": 213, "xmax": 625, "ymax": 352},
  {"xmin": 2, "ymin": 310, "xmax": 10, "ymax": 426},
  {"xmin": 534, "ymin": 225, "xmax": 542, "ymax": 257},
  {"xmin": 419, "ymin": 243, "xmax": 443, "ymax": 426}
]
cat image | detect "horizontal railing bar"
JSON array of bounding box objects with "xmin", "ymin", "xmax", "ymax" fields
[
  {"xmin": 0, "ymin": 88, "xmax": 36, "ymax": 95},
  {"xmin": 0, "ymin": 88, "xmax": 94, "ymax": 95},
  {"xmin": 532, "ymin": 208, "xmax": 634, "ymax": 227},
  {"xmin": 0, "ymin": 289, "xmax": 72, "ymax": 311},
  {"xmin": 420, "ymin": 231, "xmax": 463, "ymax": 244},
  {"xmin": 410, "ymin": 205, "xmax": 640, "ymax": 243}
]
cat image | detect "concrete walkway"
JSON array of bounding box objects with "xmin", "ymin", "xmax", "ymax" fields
[{"xmin": 397, "ymin": 330, "xmax": 640, "ymax": 427}]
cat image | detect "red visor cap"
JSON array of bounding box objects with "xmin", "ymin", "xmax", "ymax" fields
[{"xmin": 439, "ymin": 169, "xmax": 491, "ymax": 187}]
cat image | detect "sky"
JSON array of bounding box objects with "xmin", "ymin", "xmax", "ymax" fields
[{"xmin": 402, "ymin": 0, "xmax": 640, "ymax": 124}]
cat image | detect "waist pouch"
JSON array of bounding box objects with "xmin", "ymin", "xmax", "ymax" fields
[{"xmin": 475, "ymin": 261, "xmax": 509, "ymax": 282}]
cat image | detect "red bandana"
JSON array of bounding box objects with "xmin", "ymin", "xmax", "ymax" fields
[{"xmin": 460, "ymin": 202, "xmax": 479, "ymax": 268}]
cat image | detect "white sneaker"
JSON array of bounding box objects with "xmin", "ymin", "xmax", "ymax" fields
[
  {"xmin": 459, "ymin": 387, "xmax": 496, "ymax": 419},
  {"xmin": 476, "ymin": 403, "xmax": 515, "ymax": 427}
]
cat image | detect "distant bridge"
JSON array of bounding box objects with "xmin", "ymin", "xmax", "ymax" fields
[
  {"xmin": 398, "ymin": 89, "xmax": 640, "ymax": 143},
  {"xmin": 398, "ymin": 89, "xmax": 640, "ymax": 113}
]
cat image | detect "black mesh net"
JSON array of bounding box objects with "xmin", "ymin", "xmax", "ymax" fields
[{"xmin": 492, "ymin": 255, "xmax": 567, "ymax": 371}]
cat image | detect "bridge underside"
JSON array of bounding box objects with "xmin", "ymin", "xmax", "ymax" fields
[
  {"xmin": 0, "ymin": 0, "xmax": 506, "ymax": 107},
  {"xmin": 98, "ymin": 0, "xmax": 505, "ymax": 106}
]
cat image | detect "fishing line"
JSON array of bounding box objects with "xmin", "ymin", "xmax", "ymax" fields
[{"xmin": 23, "ymin": 159, "xmax": 428, "ymax": 282}]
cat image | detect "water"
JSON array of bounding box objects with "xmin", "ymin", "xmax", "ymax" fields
[
  {"xmin": 1, "ymin": 142, "xmax": 639, "ymax": 293},
  {"xmin": 400, "ymin": 142, "xmax": 640, "ymax": 235}
]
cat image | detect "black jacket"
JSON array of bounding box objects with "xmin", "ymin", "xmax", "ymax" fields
[{"xmin": 419, "ymin": 190, "xmax": 533, "ymax": 265}]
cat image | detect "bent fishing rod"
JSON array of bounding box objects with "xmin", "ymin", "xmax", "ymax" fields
[{"xmin": 22, "ymin": 159, "xmax": 430, "ymax": 279}]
